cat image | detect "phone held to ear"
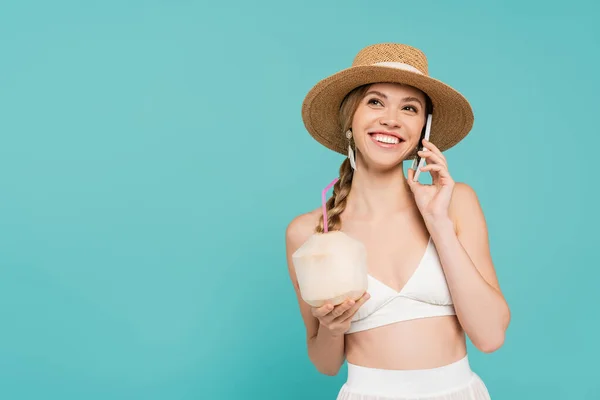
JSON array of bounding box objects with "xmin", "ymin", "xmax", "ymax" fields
[{"xmin": 411, "ymin": 113, "xmax": 433, "ymax": 182}]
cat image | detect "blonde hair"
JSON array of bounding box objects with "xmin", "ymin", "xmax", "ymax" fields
[
  {"xmin": 315, "ymin": 83, "xmax": 433, "ymax": 233},
  {"xmin": 315, "ymin": 84, "xmax": 370, "ymax": 233}
]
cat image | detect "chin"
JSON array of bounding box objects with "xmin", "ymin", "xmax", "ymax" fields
[{"xmin": 361, "ymin": 155, "xmax": 406, "ymax": 172}]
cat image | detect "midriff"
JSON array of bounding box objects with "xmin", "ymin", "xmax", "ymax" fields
[{"xmin": 345, "ymin": 315, "xmax": 467, "ymax": 370}]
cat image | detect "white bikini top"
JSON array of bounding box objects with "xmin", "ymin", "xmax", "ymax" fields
[{"xmin": 346, "ymin": 237, "xmax": 456, "ymax": 334}]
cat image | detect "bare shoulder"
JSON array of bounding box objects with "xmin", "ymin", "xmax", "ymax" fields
[
  {"xmin": 285, "ymin": 207, "xmax": 322, "ymax": 289},
  {"xmin": 285, "ymin": 207, "xmax": 321, "ymax": 248},
  {"xmin": 450, "ymin": 181, "xmax": 479, "ymax": 211},
  {"xmin": 449, "ymin": 182, "xmax": 482, "ymax": 230},
  {"xmin": 449, "ymin": 182, "xmax": 503, "ymax": 291}
]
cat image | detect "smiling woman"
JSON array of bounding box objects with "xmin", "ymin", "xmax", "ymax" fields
[
  {"xmin": 286, "ymin": 43, "xmax": 510, "ymax": 400},
  {"xmin": 350, "ymin": 84, "xmax": 433, "ymax": 159}
]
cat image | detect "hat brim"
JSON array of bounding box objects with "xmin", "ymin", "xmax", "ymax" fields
[{"xmin": 301, "ymin": 65, "xmax": 474, "ymax": 157}]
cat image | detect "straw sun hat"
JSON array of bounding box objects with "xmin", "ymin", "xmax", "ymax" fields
[{"xmin": 301, "ymin": 43, "xmax": 474, "ymax": 158}]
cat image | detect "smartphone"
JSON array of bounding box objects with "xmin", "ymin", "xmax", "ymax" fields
[{"xmin": 411, "ymin": 113, "xmax": 433, "ymax": 182}]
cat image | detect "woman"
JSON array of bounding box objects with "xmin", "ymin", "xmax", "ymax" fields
[{"xmin": 285, "ymin": 43, "xmax": 511, "ymax": 399}]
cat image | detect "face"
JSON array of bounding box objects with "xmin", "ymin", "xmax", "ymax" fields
[{"xmin": 350, "ymin": 83, "xmax": 428, "ymax": 170}]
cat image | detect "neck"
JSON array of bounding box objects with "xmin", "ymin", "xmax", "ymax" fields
[{"xmin": 345, "ymin": 160, "xmax": 416, "ymax": 220}]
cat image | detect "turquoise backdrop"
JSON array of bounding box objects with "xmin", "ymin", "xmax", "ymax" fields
[{"xmin": 1, "ymin": 1, "xmax": 598, "ymax": 399}]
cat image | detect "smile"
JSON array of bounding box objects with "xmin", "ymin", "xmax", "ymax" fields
[{"xmin": 368, "ymin": 132, "xmax": 405, "ymax": 148}]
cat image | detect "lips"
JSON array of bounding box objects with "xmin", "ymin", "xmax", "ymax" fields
[
  {"xmin": 368, "ymin": 132, "xmax": 405, "ymax": 149},
  {"xmin": 368, "ymin": 131, "xmax": 406, "ymax": 142}
]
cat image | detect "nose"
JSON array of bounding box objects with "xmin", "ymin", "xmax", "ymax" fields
[{"xmin": 379, "ymin": 110, "xmax": 401, "ymax": 128}]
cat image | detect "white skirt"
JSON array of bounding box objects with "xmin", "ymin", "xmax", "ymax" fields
[{"xmin": 336, "ymin": 356, "xmax": 491, "ymax": 400}]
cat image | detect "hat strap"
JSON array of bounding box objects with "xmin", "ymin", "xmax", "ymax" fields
[{"xmin": 321, "ymin": 177, "xmax": 339, "ymax": 233}]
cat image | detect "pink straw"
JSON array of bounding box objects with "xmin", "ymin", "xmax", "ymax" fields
[{"xmin": 322, "ymin": 177, "xmax": 339, "ymax": 233}]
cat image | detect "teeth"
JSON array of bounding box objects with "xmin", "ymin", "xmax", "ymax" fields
[{"xmin": 372, "ymin": 133, "xmax": 400, "ymax": 144}]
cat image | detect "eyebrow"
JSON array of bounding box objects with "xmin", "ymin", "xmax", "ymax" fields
[{"xmin": 364, "ymin": 90, "xmax": 424, "ymax": 109}]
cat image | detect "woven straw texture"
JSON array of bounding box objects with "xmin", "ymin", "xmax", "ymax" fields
[{"xmin": 301, "ymin": 43, "xmax": 474, "ymax": 157}]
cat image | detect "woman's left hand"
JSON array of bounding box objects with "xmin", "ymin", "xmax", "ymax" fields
[{"xmin": 407, "ymin": 138, "xmax": 455, "ymax": 221}]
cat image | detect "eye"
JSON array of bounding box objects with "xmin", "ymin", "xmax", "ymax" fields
[
  {"xmin": 403, "ymin": 105, "xmax": 419, "ymax": 113},
  {"xmin": 367, "ymin": 98, "xmax": 383, "ymax": 106}
]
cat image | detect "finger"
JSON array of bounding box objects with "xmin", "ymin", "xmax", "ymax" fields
[
  {"xmin": 339, "ymin": 292, "xmax": 371, "ymax": 321},
  {"xmin": 420, "ymin": 164, "xmax": 452, "ymax": 181},
  {"xmin": 422, "ymin": 139, "xmax": 446, "ymax": 162},
  {"xmin": 417, "ymin": 150, "xmax": 446, "ymax": 168},
  {"xmin": 407, "ymin": 166, "xmax": 416, "ymax": 185},
  {"xmin": 331, "ymin": 299, "xmax": 355, "ymax": 319},
  {"xmin": 420, "ymin": 164, "xmax": 446, "ymax": 173},
  {"xmin": 407, "ymin": 164, "xmax": 426, "ymax": 187},
  {"xmin": 421, "ymin": 142, "xmax": 447, "ymax": 169},
  {"xmin": 312, "ymin": 303, "xmax": 334, "ymax": 318}
]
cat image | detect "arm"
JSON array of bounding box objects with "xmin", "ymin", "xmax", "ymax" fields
[
  {"xmin": 285, "ymin": 213, "xmax": 346, "ymax": 376},
  {"xmin": 426, "ymin": 183, "xmax": 511, "ymax": 353}
]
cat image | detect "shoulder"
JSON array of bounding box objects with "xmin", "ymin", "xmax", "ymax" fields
[
  {"xmin": 285, "ymin": 208, "xmax": 321, "ymax": 290},
  {"xmin": 449, "ymin": 182, "xmax": 484, "ymax": 234},
  {"xmin": 285, "ymin": 207, "xmax": 321, "ymax": 248},
  {"xmin": 451, "ymin": 182, "xmax": 480, "ymax": 209},
  {"xmin": 453, "ymin": 181, "xmax": 478, "ymax": 200}
]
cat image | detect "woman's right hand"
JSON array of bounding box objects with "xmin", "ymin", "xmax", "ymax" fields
[{"xmin": 310, "ymin": 292, "xmax": 371, "ymax": 337}]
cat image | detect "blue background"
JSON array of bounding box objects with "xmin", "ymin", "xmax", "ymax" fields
[{"xmin": 1, "ymin": 1, "xmax": 598, "ymax": 399}]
